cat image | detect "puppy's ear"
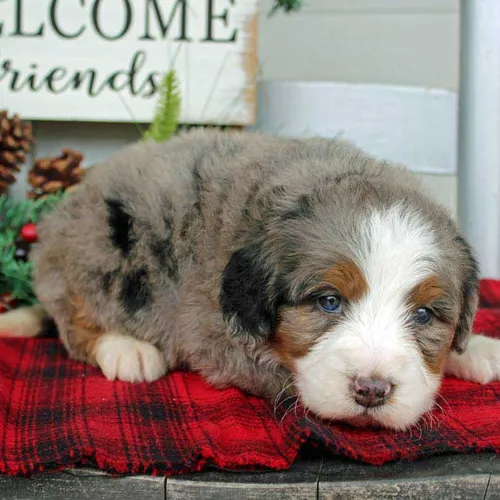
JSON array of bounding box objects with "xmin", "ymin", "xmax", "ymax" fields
[
  {"xmin": 220, "ymin": 243, "xmax": 281, "ymax": 340},
  {"xmin": 452, "ymin": 235, "xmax": 480, "ymax": 353}
]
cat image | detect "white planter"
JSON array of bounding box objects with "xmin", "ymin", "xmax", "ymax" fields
[{"xmin": 253, "ymin": 80, "xmax": 457, "ymax": 176}]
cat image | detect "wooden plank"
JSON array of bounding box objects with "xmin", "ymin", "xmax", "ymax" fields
[
  {"xmin": 0, "ymin": 468, "xmax": 165, "ymax": 500},
  {"xmin": 319, "ymin": 476, "xmax": 489, "ymax": 500},
  {"xmin": 486, "ymin": 476, "xmax": 500, "ymax": 499},
  {"xmin": 319, "ymin": 453, "xmax": 498, "ymax": 500},
  {"xmin": 167, "ymin": 480, "xmax": 316, "ymax": 500},
  {"xmin": 166, "ymin": 459, "xmax": 322, "ymax": 500},
  {"xmin": 319, "ymin": 452, "xmax": 500, "ymax": 481},
  {"xmin": 0, "ymin": 0, "xmax": 259, "ymax": 125}
]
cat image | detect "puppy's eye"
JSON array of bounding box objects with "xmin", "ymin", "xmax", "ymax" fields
[
  {"xmin": 317, "ymin": 295, "xmax": 342, "ymax": 314},
  {"xmin": 413, "ymin": 307, "xmax": 433, "ymax": 326}
]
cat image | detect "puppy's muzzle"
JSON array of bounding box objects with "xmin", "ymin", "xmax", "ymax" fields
[{"xmin": 352, "ymin": 376, "xmax": 394, "ymax": 408}]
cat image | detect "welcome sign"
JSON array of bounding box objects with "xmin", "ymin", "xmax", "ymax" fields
[{"xmin": 0, "ymin": 0, "xmax": 259, "ymax": 125}]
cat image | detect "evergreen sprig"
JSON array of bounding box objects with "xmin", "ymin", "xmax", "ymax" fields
[
  {"xmin": 143, "ymin": 69, "xmax": 182, "ymax": 143},
  {"xmin": 0, "ymin": 192, "xmax": 67, "ymax": 305},
  {"xmin": 269, "ymin": 0, "xmax": 303, "ymax": 15}
]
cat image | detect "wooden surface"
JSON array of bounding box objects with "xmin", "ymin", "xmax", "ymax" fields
[
  {"xmin": 0, "ymin": 467, "xmax": 165, "ymax": 500},
  {"xmin": 0, "ymin": 453, "xmax": 499, "ymax": 499}
]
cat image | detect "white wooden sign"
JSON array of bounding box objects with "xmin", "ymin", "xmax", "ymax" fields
[{"xmin": 0, "ymin": 0, "xmax": 259, "ymax": 125}]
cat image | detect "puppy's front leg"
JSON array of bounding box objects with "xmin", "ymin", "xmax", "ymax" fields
[
  {"xmin": 445, "ymin": 334, "xmax": 500, "ymax": 384},
  {"xmin": 93, "ymin": 332, "xmax": 167, "ymax": 383},
  {"xmin": 65, "ymin": 300, "xmax": 167, "ymax": 383}
]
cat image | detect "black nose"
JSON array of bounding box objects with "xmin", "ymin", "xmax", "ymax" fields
[{"xmin": 353, "ymin": 376, "xmax": 393, "ymax": 408}]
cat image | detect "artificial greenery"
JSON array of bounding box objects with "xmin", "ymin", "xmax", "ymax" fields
[
  {"xmin": 0, "ymin": 192, "xmax": 67, "ymax": 305},
  {"xmin": 270, "ymin": 0, "xmax": 303, "ymax": 15},
  {"xmin": 142, "ymin": 69, "xmax": 182, "ymax": 142}
]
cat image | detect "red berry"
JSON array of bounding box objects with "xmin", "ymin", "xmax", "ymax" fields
[
  {"xmin": 20, "ymin": 222, "xmax": 38, "ymax": 243},
  {"xmin": 0, "ymin": 293, "xmax": 17, "ymax": 313}
]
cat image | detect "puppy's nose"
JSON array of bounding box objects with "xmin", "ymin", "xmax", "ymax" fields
[{"xmin": 353, "ymin": 376, "xmax": 393, "ymax": 408}]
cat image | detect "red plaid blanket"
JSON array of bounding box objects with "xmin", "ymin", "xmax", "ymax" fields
[{"xmin": 0, "ymin": 280, "xmax": 500, "ymax": 476}]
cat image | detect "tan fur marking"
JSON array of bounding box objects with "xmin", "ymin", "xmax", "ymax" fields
[
  {"xmin": 426, "ymin": 330, "xmax": 454, "ymax": 375},
  {"xmin": 273, "ymin": 306, "xmax": 313, "ymax": 369},
  {"xmin": 409, "ymin": 275, "xmax": 446, "ymax": 308},
  {"xmin": 69, "ymin": 296, "xmax": 104, "ymax": 366},
  {"xmin": 408, "ymin": 276, "xmax": 453, "ymax": 375},
  {"xmin": 322, "ymin": 260, "xmax": 368, "ymax": 302}
]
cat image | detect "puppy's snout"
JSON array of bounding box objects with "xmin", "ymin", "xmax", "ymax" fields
[{"xmin": 353, "ymin": 376, "xmax": 393, "ymax": 408}]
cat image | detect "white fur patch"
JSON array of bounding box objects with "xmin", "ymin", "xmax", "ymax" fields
[
  {"xmin": 295, "ymin": 206, "xmax": 444, "ymax": 430},
  {"xmin": 94, "ymin": 332, "xmax": 167, "ymax": 383},
  {"xmin": 0, "ymin": 304, "xmax": 47, "ymax": 337},
  {"xmin": 445, "ymin": 334, "xmax": 500, "ymax": 384}
]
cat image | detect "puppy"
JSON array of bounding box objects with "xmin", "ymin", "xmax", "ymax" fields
[{"xmin": 1, "ymin": 129, "xmax": 500, "ymax": 431}]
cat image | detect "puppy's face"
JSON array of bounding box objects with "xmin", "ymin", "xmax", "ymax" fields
[
  {"xmin": 273, "ymin": 207, "xmax": 469, "ymax": 430},
  {"xmin": 221, "ymin": 181, "xmax": 478, "ymax": 430}
]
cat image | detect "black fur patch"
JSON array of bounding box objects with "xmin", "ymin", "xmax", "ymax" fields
[
  {"xmin": 151, "ymin": 216, "xmax": 179, "ymax": 282},
  {"xmin": 180, "ymin": 202, "xmax": 201, "ymax": 239},
  {"xmin": 102, "ymin": 270, "xmax": 118, "ymax": 294},
  {"xmin": 240, "ymin": 182, "xmax": 261, "ymax": 220},
  {"xmin": 281, "ymin": 194, "xmax": 314, "ymax": 220},
  {"xmin": 192, "ymin": 159, "xmax": 204, "ymax": 202},
  {"xmin": 452, "ymin": 234, "xmax": 480, "ymax": 353},
  {"xmin": 39, "ymin": 317, "xmax": 59, "ymax": 338},
  {"xmin": 119, "ymin": 267, "xmax": 152, "ymax": 314},
  {"xmin": 212, "ymin": 178, "xmax": 232, "ymax": 232},
  {"xmin": 255, "ymin": 185, "xmax": 286, "ymax": 212},
  {"xmin": 180, "ymin": 202, "xmax": 202, "ymax": 262},
  {"xmin": 105, "ymin": 198, "xmax": 135, "ymax": 256},
  {"xmin": 270, "ymin": 185, "xmax": 286, "ymax": 197},
  {"xmin": 186, "ymin": 157, "xmax": 206, "ymax": 231},
  {"xmin": 221, "ymin": 243, "xmax": 282, "ymax": 338},
  {"xmin": 68, "ymin": 197, "xmax": 82, "ymax": 218},
  {"xmin": 333, "ymin": 172, "xmax": 356, "ymax": 184}
]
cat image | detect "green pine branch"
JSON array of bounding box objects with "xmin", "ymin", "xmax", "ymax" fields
[
  {"xmin": 269, "ymin": 0, "xmax": 303, "ymax": 16},
  {"xmin": 143, "ymin": 69, "xmax": 181, "ymax": 143},
  {"xmin": 0, "ymin": 192, "xmax": 66, "ymax": 232},
  {"xmin": 0, "ymin": 191, "xmax": 67, "ymax": 305}
]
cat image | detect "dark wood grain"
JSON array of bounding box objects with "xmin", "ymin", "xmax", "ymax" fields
[
  {"xmin": 0, "ymin": 468, "xmax": 165, "ymax": 500},
  {"xmin": 1, "ymin": 454, "xmax": 499, "ymax": 499}
]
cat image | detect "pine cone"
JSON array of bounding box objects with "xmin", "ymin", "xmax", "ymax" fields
[
  {"xmin": 28, "ymin": 148, "xmax": 86, "ymax": 199},
  {"xmin": 0, "ymin": 110, "xmax": 34, "ymax": 193}
]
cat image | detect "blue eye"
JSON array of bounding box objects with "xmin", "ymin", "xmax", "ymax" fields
[
  {"xmin": 318, "ymin": 295, "xmax": 342, "ymax": 313},
  {"xmin": 414, "ymin": 307, "xmax": 432, "ymax": 325}
]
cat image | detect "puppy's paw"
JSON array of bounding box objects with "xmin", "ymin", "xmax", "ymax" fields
[
  {"xmin": 94, "ymin": 332, "xmax": 167, "ymax": 383},
  {"xmin": 445, "ymin": 334, "xmax": 500, "ymax": 384}
]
